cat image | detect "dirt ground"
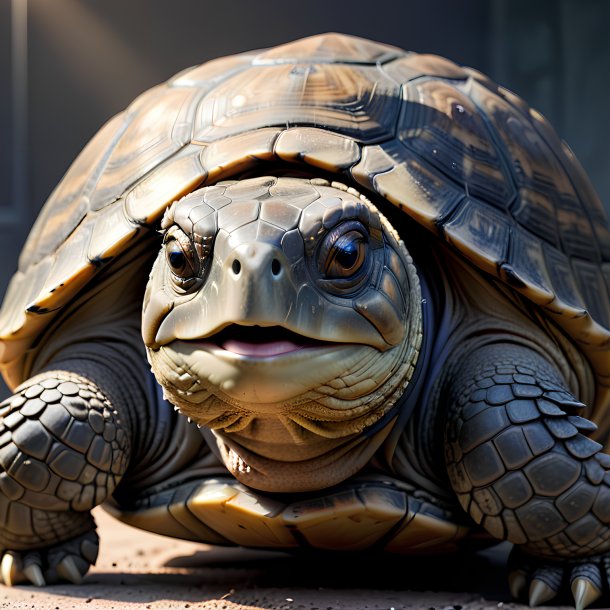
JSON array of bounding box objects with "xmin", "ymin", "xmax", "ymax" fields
[{"xmin": 0, "ymin": 508, "xmax": 569, "ymax": 610}]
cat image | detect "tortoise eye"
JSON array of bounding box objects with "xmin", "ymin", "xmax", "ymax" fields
[
  {"xmin": 321, "ymin": 227, "xmax": 368, "ymax": 279},
  {"xmin": 168, "ymin": 248, "xmax": 186, "ymax": 271},
  {"xmin": 165, "ymin": 236, "xmax": 199, "ymax": 281}
]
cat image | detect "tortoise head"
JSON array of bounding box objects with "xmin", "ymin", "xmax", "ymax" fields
[{"xmin": 143, "ymin": 176, "xmax": 422, "ymax": 488}]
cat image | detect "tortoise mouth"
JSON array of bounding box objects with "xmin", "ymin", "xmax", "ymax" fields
[{"xmin": 204, "ymin": 324, "xmax": 335, "ymax": 357}]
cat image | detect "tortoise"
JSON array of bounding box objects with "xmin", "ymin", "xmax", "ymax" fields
[{"xmin": 0, "ymin": 32, "xmax": 609, "ymax": 609}]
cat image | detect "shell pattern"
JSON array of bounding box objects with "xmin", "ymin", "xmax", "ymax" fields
[{"xmin": 0, "ymin": 33, "xmax": 608, "ymax": 422}]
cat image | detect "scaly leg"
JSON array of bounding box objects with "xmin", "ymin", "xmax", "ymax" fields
[
  {"xmin": 445, "ymin": 343, "xmax": 610, "ymax": 609},
  {"xmin": 0, "ymin": 365, "xmax": 133, "ymax": 586}
]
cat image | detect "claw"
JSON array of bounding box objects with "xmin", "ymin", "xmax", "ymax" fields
[
  {"xmin": 529, "ymin": 578, "xmax": 557, "ymax": 607},
  {"xmin": 508, "ymin": 569, "xmax": 527, "ymax": 599},
  {"xmin": 572, "ymin": 578, "xmax": 602, "ymax": 610},
  {"xmin": 80, "ymin": 539, "xmax": 98, "ymax": 565},
  {"xmin": 56, "ymin": 556, "xmax": 83, "ymax": 584},
  {"xmin": 0, "ymin": 552, "xmax": 24, "ymax": 587},
  {"xmin": 23, "ymin": 563, "xmax": 45, "ymax": 587}
]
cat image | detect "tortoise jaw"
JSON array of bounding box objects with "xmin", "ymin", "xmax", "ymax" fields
[{"xmin": 202, "ymin": 324, "xmax": 335, "ymax": 358}]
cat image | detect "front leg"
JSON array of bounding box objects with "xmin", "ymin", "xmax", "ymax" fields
[
  {"xmin": 445, "ymin": 343, "xmax": 610, "ymax": 610},
  {"xmin": 0, "ymin": 368, "xmax": 130, "ymax": 585}
]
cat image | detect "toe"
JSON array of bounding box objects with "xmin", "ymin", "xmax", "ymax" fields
[
  {"xmin": 570, "ymin": 565, "xmax": 603, "ymax": 610},
  {"xmin": 571, "ymin": 579, "xmax": 601, "ymax": 610},
  {"xmin": 571, "ymin": 563, "xmax": 603, "ymax": 610},
  {"xmin": 528, "ymin": 579, "xmax": 558, "ymax": 607},
  {"xmin": 56, "ymin": 556, "xmax": 84, "ymax": 584},
  {"xmin": 80, "ymin": 532, "xmax": 99, "ymax": 565},
  {"xmin": 522, "ymin": 562, "xmax": 563, "ymax": 606},
  {"xmin": 23, "ymin": 552, "xmax": 45, "ymax": 587},
  {"xmin": 508, "ymin": 569, "xmax": 527, "ymax": 599},
  {"xmin": 0, "ymin": 552, "xmax": 25, "ymax": 587},
  {"xmin": 22, "ymin": 564, "xmax": 45, "ymax": 587}
]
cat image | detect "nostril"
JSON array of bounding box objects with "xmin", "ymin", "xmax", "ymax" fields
[
  {"xmin": 271, "ymin": 258, "xmax": 282, "ymax": 276},
  {"xmin": 232, "ymin": 259, "xmax": 241, "ymax": 275}
]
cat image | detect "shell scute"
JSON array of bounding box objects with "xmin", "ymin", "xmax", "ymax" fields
[
  {"xmin": 88, "ymin": 202, "xmax": 140, "ymax": 264},
  {"xmin": 527, "ymin": 107, "xmax": 610, "ymax": 259},
  {"xmin": 89, "ymin": 86, "xmax": 203, "ymax": 212},
  {"xmin": 442, "ymin": 198, "xmax": 511, "ymax": 272},
  {"xmin": 555, "ymin": 193, "xmax": 602, "ymax": 262},
  {"xmin": 32, "ymin": 217, "xmax": 97, "ymax": 311},
  {"xmin": 461, "ymin": 66, "xmax": 499, "ymax": 94},
  {"xmin": 352, "ymin": 142, "xmax": 464, "ymax": 229},
  {"xmin": 543, "ymin": 246, "xmax": 587, "ymax": 315},
  {"xmin": 19, "ymin": 113, "xmax": 129, "ymax": 270},
  {"xmin": 469, "ymin": 81, "xmax": 601, "ymax": 262},
  {"xmin": 124, "ymin": 145, "xmax": 207, "ymax": 225},
  {"xmin": 169, "ymin": 54, "xmax": 253, "ymax": 88},
  {"xmin": 383, "ymin": 53, "xmax": 468, "ymax": 83},
  {"xmin": 502, "ymin": 228, "xmax": 554, "ymax": 304},
  {"xmin": 398, "ymin": 79, "xmax": 514, "ymax": 209},
  {"xmin": 200, "ymin": 129, "xmax": 281, "ymax": 184},
  {"xmin": 275, "ymin": 128, "xmax": 361, "ymax": 172},
  {"xmin": 20, "ymin": 257, "xmax": 54, "ymax": 320},
  {"xmin": 253, "ymin": 33, "xmax": 402, "ymax": 66},
  {"xmin": 351, "ymin": 142, "xmax": 397, "ymax": 183},
  {"xmin": 555, "ymin": 140, "xmax": 610, "ymax": 262},
  {"xmin": 193, "ymin": 63, "xmax": 400, "ymax": 144},
  {"xmin": 571, "ymin": 259, "xmax": 610, "ymax": 328},
  {"xmin": 511, "ymin": 187, "xmax": 560, "ymax": 248}
]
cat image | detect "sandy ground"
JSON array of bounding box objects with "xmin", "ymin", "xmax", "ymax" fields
[{"xmin": 0, "ymin": 508, "xmax": 570, "ymax": 610}]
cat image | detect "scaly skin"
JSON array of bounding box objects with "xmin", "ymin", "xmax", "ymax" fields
[
  {"xmin": 446, "ymin": 343, "xmax": 610, "ymax": 609},
  {"xmin": 0, "ymin": 350, "xmax": 142, "ymax": 586}
]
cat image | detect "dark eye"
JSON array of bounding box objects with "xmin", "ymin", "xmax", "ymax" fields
[
  {"xmin": 323, "ymin": 230, "xmax": 368, "ymax": 278},
  {"xmin": 165, "ymin": 237, "xmax": 198, "ymax": 280},
  {"xmin": 168, "ymin": 249, "xmax": 186, "ymax": 270}
]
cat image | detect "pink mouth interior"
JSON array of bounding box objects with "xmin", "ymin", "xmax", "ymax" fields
[
  {"xmin": 221, "ymin": 338, "xmax": 303, "ymax": 357},
  {"xmin": 211, "ymin": 325, "xmax": 326, "ymax": 357}
]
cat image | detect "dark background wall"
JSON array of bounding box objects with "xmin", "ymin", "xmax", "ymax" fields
[{"xmin": 1, "ymin": 0, "xmax": 609, "ymax": 296}]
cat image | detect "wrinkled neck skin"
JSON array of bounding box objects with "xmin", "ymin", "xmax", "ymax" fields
[{"xmin": 144, "ymin": 177, "xmax": 423, "ymax": 492}]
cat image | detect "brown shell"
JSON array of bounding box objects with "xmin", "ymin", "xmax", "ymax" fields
[{"xmin": 1, "ymin": 33, "xmax": 609, "ymax": 426}]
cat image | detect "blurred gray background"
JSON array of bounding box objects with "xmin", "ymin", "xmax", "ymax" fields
[{"xmin": 1, "ymin": 0, "xmax": 609, "ymax": 296}]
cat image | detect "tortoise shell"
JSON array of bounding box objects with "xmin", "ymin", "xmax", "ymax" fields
[{"xmin": 1, "ymin": 33, "xmax": 609, "ymax": 427}]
